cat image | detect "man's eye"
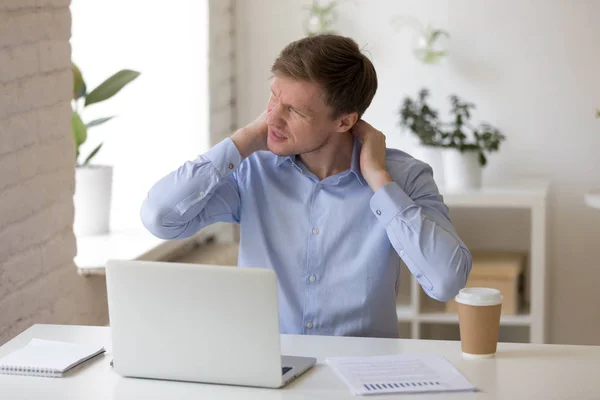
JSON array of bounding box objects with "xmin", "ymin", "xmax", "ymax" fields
[{"xmin": 290, "ymin": 107, "xmax": 304, "ymax": 117}]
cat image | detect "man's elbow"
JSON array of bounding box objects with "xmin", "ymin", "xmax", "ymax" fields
[
  {"xmin": 428, "ymin": 248, "xmax": 472, "ymax": 302},
  {"xmin": 140, "ymin": 197, "xmax": 185, "ymax": 240}
]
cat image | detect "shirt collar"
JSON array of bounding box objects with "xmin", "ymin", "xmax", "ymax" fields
[
  {"xmin": 275, "ymin": 136, "xmax": 367, "ymax": 186},
  {"xmin": 349, "ymin": 136, "xmax": 367, "ymax": 186},
  {"xmin": 275, "ymin": 154, "xmax": 294, "ymax": 167}
]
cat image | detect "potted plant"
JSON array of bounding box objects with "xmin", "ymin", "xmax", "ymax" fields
[
  {"xmin": 303, "ymin": 0, "xmax": 339, "ymax": 36},
  {"xmin": 399, "ymin": 88, "xmax": 505, "ymax": 190},
  {"xmin": 398, "ymin": 88, "xmax": 446, "ymax": 185},
  {"xmin": 411, "ymin": 25, "xmax": 449, "ymax": 65},
  {"xmin": 72, "ymin": 62, "xmax": 140, "ymax": 236},
  {"xmin": 390, "ymin": 15, "xmax": 450, "ymax": 65},
  {"xmin": 440, "ymin": 95, "xmax": 505, "ymax": 190}
]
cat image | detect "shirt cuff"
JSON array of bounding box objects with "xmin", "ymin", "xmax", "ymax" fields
[
  {"xmin": 204, "ymin": 138, "xmax": 243, "ymax": 178},
  {"xmin": 370, "ymin": 182, "xmax": 415, "ymax": 225}
]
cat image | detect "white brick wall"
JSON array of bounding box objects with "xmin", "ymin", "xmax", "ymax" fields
[
  {"xmin": 0, "ymin": 0, "xmax": 107, "ymax": 345},
  {"xmin": 209, "ymin": 0, "xmax": 237, "ymax": 144}
]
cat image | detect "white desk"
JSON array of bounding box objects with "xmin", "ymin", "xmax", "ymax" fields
[{"xmin": 1, "ymin": 324, "xmax": 599, "ymax": 400}]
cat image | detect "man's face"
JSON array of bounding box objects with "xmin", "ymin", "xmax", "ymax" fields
[{"xmin": 266, "ymin": 75, "xmax": 341, "ymax": 156}]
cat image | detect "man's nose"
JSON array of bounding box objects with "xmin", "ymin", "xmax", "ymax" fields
[{"xmin": 267, "ymin": 103, "xmax": 284, "ymax": 126}]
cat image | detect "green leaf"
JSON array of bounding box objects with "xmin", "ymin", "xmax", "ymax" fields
[
  {"xmin": 422, "ymin": 51, "xmax": 446, "ymax": 64},
  {"xmin": 82, "ymin": 143, "xmax": 103, "ymax": 167},
  {"xmin": 72, "ymin": 62, "xmax": 86, "ymax": 100},
  {"xmin": 428, "ymin": 29, "xmax": 449, "ymax": 44},
  {"xmin": 72, "ymin": 111, "xmax": 87, "ymax": 147},
  {"xmin": 72, "ymin": 111, "xmax": 87, "ymax": 165},
  {"xmin": 85, "ymin": 69, "xmax": 141, "ymax": 107},
  {"xmin": 86, "ymin": 116, "xmax": 115, "ymax": 129}
]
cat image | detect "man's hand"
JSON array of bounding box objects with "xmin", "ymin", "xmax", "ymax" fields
[
  {"xmin": 351, "ymin": 120, "xmax": 392, "ymax": 192},
  {"xmin": 231, "ymin": 110, "xmax": 268, "ymax": 159}
]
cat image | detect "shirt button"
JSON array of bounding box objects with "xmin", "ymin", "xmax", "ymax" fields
[
  {"xmin": 399, "ymin": 250, "xmax": 405, "ymax": 256},
  {"xmin": 305, "ymin": 321, "xmax": 313, "ymax": 329},
  {"xmin": 312, "ymin": 228, "xmax": 319, "ymax": 235},
  {"xmin": 308, "ymin": 275, "xmax": 316, "ymax": 282},
  {"xmin": 198, "ymin": 191, "xmax": 205, "ymax": 198},
  {"xmin": 376, "ymin": 209, "xmax": 382, "ymax": 215},
  {"xmin": 228, "ymin": 163, "xmax": 234, "ymax": 169}
]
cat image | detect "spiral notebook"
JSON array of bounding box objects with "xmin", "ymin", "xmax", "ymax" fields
[
  {"xmin": 0, "ymin": 339, "xmax": 105, "ymax": 378},
  {"xmin": 327, "ymin": 354, "xmax": 477, "ymax": 396}
]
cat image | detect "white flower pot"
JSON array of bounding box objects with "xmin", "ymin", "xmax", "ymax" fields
[
  {"xmin": 442, "ymin": 149, "xmax": 482, "ymax": 191},
  {"xmin": 410, "ymin": 144, "xmax": 445, "ymax": 187},
  {"xmin": 73, "ymin": 165, "xmax": 113, "ymax": 236}
]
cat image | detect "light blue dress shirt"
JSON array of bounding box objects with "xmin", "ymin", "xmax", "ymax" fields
[{"xmin": 141, "ymin": 137, "xmax": 472, "ymax": 338}]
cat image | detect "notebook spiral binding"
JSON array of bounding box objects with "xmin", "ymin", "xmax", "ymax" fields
[{"xmin": 0, "ymin": 365, "xmax": 62, "ymax": 378}]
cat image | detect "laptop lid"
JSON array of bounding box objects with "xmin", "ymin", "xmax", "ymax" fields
[{"xmin": 106, "ymin": 260, "xmax": 284, "ymax": 388}]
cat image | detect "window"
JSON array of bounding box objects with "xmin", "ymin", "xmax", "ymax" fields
[{"xmin": 70, "ymin": 0, "xmax": 209, "ymax": 231}]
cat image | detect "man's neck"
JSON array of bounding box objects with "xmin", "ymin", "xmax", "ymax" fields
[{"xmin": 299, "ymin": 133, "xmax": 354, "ymax": 181}]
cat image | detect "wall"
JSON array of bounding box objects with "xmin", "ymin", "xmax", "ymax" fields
[
  {"xmin": 0, "ymin": 0, "xmax": 108, "ymax": 345},
  {"xmin": 209, "ymin": 0, "xmax": 237, "ymax": 144},
  {"xmin": 235, "ymin": 0, "xmax": 600, "ymax": 345}
]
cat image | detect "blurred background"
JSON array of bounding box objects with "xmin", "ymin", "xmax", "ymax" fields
[{"xmin": 1, "ymin": 0, "xmax": 599, "ymax": 346}]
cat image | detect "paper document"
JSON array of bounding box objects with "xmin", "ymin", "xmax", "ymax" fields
[{"xmin": 327, "ymin": 354, "xmax": 476, "ymax": 395}]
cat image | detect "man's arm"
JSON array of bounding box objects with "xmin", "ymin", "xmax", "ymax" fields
[
  {"xmin": 352, "ymin": 120, "xmax": 471, "ymax": 302},
  {"xmin": 140, "ymin": 138, "xmax": 242, "ymax": 240},
  {"xmin": 370, "ymin": 164, "xmax": 472, "ymax": 302},
  {"xmin": 141, "ymin": 112, "xmax": 268, "ymax": 240}
]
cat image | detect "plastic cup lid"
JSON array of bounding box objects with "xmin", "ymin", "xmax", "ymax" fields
[{"xmin": 455, "ymin": 287, "xmax": 503, "ymax": 306}]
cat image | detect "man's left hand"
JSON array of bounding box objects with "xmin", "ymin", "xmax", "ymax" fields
[{"xmin": 351, "ymin": 120, "xmax": 392, "ymax": 192}]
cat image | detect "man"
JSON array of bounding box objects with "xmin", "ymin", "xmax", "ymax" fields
[{"xmin": 141, "ymin": 34, "xmax": 471, "ymax": 338}]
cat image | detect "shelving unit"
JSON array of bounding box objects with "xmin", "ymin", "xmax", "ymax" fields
[{"xmin": 396, "ymin": 180, "xmax": 549, "ymax": 344}]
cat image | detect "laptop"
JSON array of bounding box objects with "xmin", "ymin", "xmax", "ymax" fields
[{"xmin": 105, "ymin": 259, "xmax": 316, "ymax": 388}]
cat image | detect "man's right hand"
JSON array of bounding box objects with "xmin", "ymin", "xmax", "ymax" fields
[{"xmin": 231, "ymin": 110, "xmax": 268, "ymax": 159}]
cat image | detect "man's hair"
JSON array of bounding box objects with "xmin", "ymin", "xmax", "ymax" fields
[{"xmin": 271, "ymin": 34, "xmax": 377, "ymax": 118}]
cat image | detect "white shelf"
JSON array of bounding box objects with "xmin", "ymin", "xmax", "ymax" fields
[
  {"xmin": 417, "ymin": 312, "xmax": 531, "ymax": 326},
  {"xmin": 75, "ymin": 223, "xmax": 226, "ymax": 276},
  {"xmin": 440, "ymin": 180, "xmax": 549, "ymax": 208},
  {"xmin": 75, "ymin": 229, "xmax": 164, "ymax": 272},
  {"xmin": 396, "ymin": 306, "xmax": 531, "ymax": 327}
]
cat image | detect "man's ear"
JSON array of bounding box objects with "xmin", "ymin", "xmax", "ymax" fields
[{"xmin": 335, "ymin": 112, "xmax": 359, "ymax": 133}]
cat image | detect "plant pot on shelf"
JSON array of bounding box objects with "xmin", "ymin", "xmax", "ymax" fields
[
  {"xmin": 70, "ymin": 62, "xmax": 140, "ymax": 236},
  {"xmin": 442, "ymin": 149, "xmax": 482, "ymax": 191},
  {"xmin": 410, "ymin": 144, "xmax": 445, "ymax": 187},
  {"xmin": 73, "ymin": 165, "xmax": 113, "ymax": 236}
]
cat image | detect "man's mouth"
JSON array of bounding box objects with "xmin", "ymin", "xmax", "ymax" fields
[{"xmin": 269, "ymin": 129, "xmax": 288, "ymax": 141}]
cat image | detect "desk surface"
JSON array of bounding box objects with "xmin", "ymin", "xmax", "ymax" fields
[{"xmin": 1, "ymin": 324, "xmax": 599, "ymax": 400}]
